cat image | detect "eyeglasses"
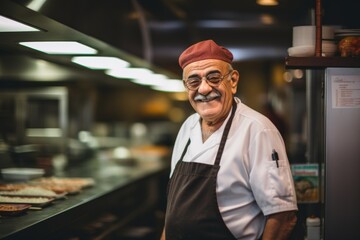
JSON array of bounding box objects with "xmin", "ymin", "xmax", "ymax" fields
[{"xmin": 183, "ymin": 70, "xmax": 233, "ymax": 91}]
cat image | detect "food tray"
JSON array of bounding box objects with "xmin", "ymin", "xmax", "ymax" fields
[
  {"xmin": 0, "ymin": 191, "xmax": 67, "ymax": 199},
  {"xmin": 0, "ymin": 203, "xmax": 31, "ymax": 216},
  {"xmin": 0, "ymin": 186, "xmax": 67, "ymax": 199},
  {"xmin": 29, "ymin": 183, "xmax": 81, "ymax": 195},
  {"xmin": 32, "ymin": 177, "xmax": 95, "ymax": 188},
  {"xmin": 30, "ymin": 177, "xmax": 95, "ymax": 194},
  {"xmin": 0, "ymin": 196, "xmax": 55, "ymax": 207},
  {"xmin": 0, "ymin": 182, "xmax": 77, "ymax": 195}
]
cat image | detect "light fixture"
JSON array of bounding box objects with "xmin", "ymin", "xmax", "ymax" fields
[
  {"xmin": 106, "ymin": 68, "xmax": 153, "ymax": 79},
  {"xmin": 293, "ymin": 69, "xmax": 304, "ymax": 79},
  {"xmin": 27, "ymin": 0, "xmax": 48, "ymax": 11},
  {"xmin": 107, "ymin": 68, "xmax": 185, "ymax": 92},
  {"xmin": 19, "ymin": 41, "xmax": 97, "ymax": 54},
  {"xmin": 26, "ymin": 128, "xmax": 62, "ymax": 137},
  {"xmin": 133, "ymin": 75, "xmax": 186, "ymax": 92},
  {"xmin": 131, "ymin": 74, "xmax": 186, "ymax": 92},
  {"xmin": 151, "ymin": 79, "xmax": 186, "ymax": 92},
  {"xmin": 130, "ymin": 74, "xmax": 168, "ymax": 86},
  {"xmin": 260, "ymin": 14, "xmax": 275, "ymax": 25},
  {"xmin": 256, "ymin": 0, "xmax": 279, "ymax": 6},
  {"xmin": 283, "ymin": 71, "xmax": 293, "ymax": 83},
  {"xmin": 0, "ymin": 15, "xmax": 40, "ymax": 32},
  {"xmin": 71, "ymin": 56, "xmax": 130, "ymax": 70}
]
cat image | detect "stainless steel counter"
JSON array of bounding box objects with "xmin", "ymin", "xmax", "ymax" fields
[{"xmin": 0, "ymin": 157, "xmax": 170, "ymax": 240}]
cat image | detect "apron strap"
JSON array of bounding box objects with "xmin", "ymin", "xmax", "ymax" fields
[
  {"xmin": 179, "ymin": 138, "xmax": 191, "ymax": 161},
  {"xmin": 214, "ymin": 99, "xmax": 237, "ymax": 166}
]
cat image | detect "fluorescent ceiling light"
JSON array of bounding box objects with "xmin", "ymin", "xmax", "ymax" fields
[
  {"xmin": 108, "ymin": 67, "xmax": 185, "ymax": 92},
  {"xmin": 196, "ymin": 20, "xmax": 249, "ymax": 29},
  {"xmin": 0, "ymin": 15, "xmax": 40, "ymax": 32},
  {"xmin": 130, "ymin": 74, "xmax": 168, "ymax": 86},
  {"xmin": 72, "ymin": 56, "xmax": 130, "ymax": 70},
  {"xmin": 228, "ymin": 47, "xmax": 286, "ymax": 60},
  {"xmin": 27, "ymin": 0, "xmax": 48, "ymax": 11},
  {"xmin": 106, "ymin": 68, "xmax": 153, "ymax": 79},
  {"xmin": 151, "ymin": 79, "xmax": 186, "ymax": 92},
  {"xmin": 131, "ymin": 74, "xmax": 187, "ymax": 92},
  {"xmin": 26, "ymin": 128, "xmax": 62, "ymax": 137},
  {"xmin": 19, "ymin": 41, "xmax": 97, "ymax": 54}
]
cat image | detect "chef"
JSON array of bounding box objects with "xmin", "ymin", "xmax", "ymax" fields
[{"xmin": 161, "ymin": 39, "xmax": 298, "ymax": 240}]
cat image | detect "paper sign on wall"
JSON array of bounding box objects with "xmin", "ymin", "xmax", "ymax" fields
[{"xmin": 332, "ymin": 75, "xmax": 360, "ymax": 108}]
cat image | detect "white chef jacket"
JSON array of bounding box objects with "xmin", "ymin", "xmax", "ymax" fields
[{"xmin": 170, "ymin": 97, "xmax": 298, "ymax": 239}]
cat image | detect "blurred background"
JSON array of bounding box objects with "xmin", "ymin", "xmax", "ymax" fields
[
  {"xmin": 0, "ymin": 1, "xmax": 359, "ymax": 239},
  {"xmin": 1, "ymin": 0, "xmax": 358, "ymax": 160}
]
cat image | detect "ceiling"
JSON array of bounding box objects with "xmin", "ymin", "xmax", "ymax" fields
[{"xmin": 1, "ymin": 0, "xmax": 359, "ymax": 84}]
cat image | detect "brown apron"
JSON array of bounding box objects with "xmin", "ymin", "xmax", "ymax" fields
[{"xmin": 165, "ymin": 100, "xmax": 237, "ymax": 240}]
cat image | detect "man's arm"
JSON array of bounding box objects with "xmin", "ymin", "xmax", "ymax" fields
[
  {"xmin": 262, "ymin": 210, "xmax": 297, "ymax": 240},
  {"xmin": 160, "ymin": 228, "xmax": 165, "ymax": 240}
]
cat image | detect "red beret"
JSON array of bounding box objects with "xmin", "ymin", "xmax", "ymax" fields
[{"xmin": 178, "ymin": 39, "xmax": 233, "ymax": 69}]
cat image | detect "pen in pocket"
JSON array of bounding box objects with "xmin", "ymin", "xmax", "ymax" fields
[{"xmin": 272, "ymin": 149, "xmax": 279, "ymax": 168}]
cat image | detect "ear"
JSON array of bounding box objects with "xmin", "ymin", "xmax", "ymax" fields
[{"xmin": 230, "ymin": 70, "xmax": 239, "ymax": 94}]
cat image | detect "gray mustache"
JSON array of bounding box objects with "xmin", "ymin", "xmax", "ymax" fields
[{"xmin": 194, "ymin": 92, "xmax": 221, "ymax": 102}]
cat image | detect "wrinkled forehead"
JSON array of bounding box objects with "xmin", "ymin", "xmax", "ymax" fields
[{"xmin": 183, "ymin": 59, "xmax": 229, "ymax": 77}]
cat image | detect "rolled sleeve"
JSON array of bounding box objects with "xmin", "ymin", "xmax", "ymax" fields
[{"xmin": 249, "ymin": 129, "xmax": 298, "ymax": 216}]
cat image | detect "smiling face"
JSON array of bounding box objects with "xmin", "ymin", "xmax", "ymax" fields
[{"xmin": 183, "ymin": 59, "xmax": 239, "ymax": 125}]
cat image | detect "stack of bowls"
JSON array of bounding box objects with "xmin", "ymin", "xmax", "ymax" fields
[{"xmin": 288, "ymin": 25, "xmax": 337, "ymax": 57}]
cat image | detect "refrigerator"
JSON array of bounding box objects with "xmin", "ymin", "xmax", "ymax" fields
[
  {"xmin": 323, "ymin": 68, "xmax": 360, "ymax": 239},
  {"xmin": 289, "ymin": 67, "xmax": 360, "ymax": 240}
]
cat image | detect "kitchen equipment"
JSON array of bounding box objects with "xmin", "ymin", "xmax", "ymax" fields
[
  {"xmin": 306, "ymin": 217, "xmax": 321, "ymax": 240},
  {"xmin": 292, "ymin": 25, "xmax": 334, "ymax": 47},
  {"xmin": 288, "ymin": 41, "xmax": 337, "ymax": 57},
  {"xmin": 289, "ymin": 25, "xmax": 337, "ymax": 57},
  {"xmin": 1, "ymin": 168, "xmax": 45, "ymax": 181}
]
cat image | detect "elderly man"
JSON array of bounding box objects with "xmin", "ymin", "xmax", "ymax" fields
[{"xmin": 162, "ymin": 40, "xmax": 297, "ymax": 240}]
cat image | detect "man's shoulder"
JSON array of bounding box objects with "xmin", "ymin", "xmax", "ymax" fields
[{"xmin": 235, "ymin": 101, "xmax": 276, "ymax": 131}]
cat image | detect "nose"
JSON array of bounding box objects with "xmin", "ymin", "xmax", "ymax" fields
[{"xmin": 197, "ymin": 77, "xmax": 213, "ymax": 94}]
